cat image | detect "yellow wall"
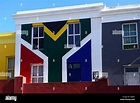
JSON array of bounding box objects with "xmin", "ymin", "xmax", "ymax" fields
[{"xmin": 0, "ymin": 32, "xmax": 15, "ymax": 79}]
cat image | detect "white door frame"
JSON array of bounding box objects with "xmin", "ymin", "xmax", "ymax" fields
[{"xmin": 124, "ymin": 67, "xmax": 139, "ymax": 85}]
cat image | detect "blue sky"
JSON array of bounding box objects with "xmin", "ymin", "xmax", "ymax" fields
[{"xmin": 0, "ymin": 0, "xmax": 140, "ymax": 33}]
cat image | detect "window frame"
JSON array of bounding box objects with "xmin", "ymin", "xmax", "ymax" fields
[
  {"xmin": 7, "ymin": 57, "xmax": 15, "ymax": 79},
  {"xmin": 31, "ymin": 64, "xmax": 44, "ymax": 83},
  {"xmin": 67, "ymin": 62, "xmax": 81, "ymax": 69},
  {"xmin": 124, "ymin": 67, "xmax": 140, "ymax": 85},
  {"xmin": 122, "ymin": 22, "xmax": 138, "ymax": 50},
  {"xmin": 32, "ymin": 26, "xmax": 44, "ymax": 50},
  {"xmin": 67, "ymin": 22, "xmax": 81, "ymax": 48}
]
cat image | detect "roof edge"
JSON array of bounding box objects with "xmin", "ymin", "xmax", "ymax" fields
[{"xmin": 16, "ymin": 2, "xmax": 104, "ymax": 15}]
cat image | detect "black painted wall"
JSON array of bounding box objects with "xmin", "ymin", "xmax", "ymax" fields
[{"xmin": 102, "ymin": 19, "xmax": 140, "ymax": 85}]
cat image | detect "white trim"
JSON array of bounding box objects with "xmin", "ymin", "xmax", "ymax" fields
[
  {"xmin": 62, "ymin": 33, "xmax": 92, "ymax": 82},
  {"xmin": 14, "ymin": 24, "xmax": 21, "ymax": 76},
  {"xmin": 62, "ymin": 17, "xmax": 102, "ymax": 82},
  {"xmin": 91, "ymin": 17, "xmax": 102, "ymax": 80},
  {"xmin": 31, "ymin": 64, "xmax": 44, "ymax": 83},
  {"xmin": 124, "ymin": 67, "xmax": 140, "ymax": 85},
  {"xmin": 13, "ymin": 12, "xmax": 102, "ymax": 25},
  {"xmin": 101, "ymin": 5, "xmax": 140, "ymax": 23},
  {"xmin": 43, "ymin": 58, "xmax": 48, "ymax": 83},
  {"xmin": 124, "ymin": 67, "xmax": 126, "ymax": 85},
  {"xmin": 21, "ymin": 39, "xmax": 48, "ymax": 83},
  {"xmin": 21, "ymin": 39, "xmax": 47, "ymax": 62},
  {"xmin": 122, "ymin": 22, "xmax": 139, "ymax": 50},
  {"xmin": 102, "ymin": 4, "xmax": 140, "ymax": 15},
  {"xmin": 13, "ymin": 3, "xmax": 104, "ymax": 16},
  {"xmin": 67, "ymin": 22, "xmax": 81, "ymax": 48},
  {"xmin": 32, "ymin": 26, "xmax": 44, "ymax": 50},
  {"xmin": 12, "ymin": 3, "xmax": 104, "ymax": 25}
]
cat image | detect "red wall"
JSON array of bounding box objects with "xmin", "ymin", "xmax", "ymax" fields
[
  {"xmin": 23, "ymin": 78, "xmax": 109, "ymax": 93},
  {"xmin": 20, "ymin": 44, "xmax": 43, "ymax": 83},
  {"xmin": 0, "ymin": 79, "xmax": 14, "ymax": 94},
  {"xmin": 14, "ymin": 76, "xmax": 26, "ymax": 94},
  {"xmin": 0, "ymin": 77, "xmax": 140, "ymax": 94},
  {"xmin": 22, "ymin": 78, "xmax": 140, "ymax": 94},
  {"xmin": 23, "ymin": 81, "xmax": 93, "ymax": 94}
]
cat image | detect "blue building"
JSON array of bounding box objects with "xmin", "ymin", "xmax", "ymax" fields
[{"xmin": 102, "ymin": 4, "xmax": 140, "ymax": 85}]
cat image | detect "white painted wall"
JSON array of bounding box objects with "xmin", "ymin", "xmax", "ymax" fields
[
  {"xmin": 14, "ymin": 24, "xmax": 21, "ymax": 76},
  {"xmin": 91, "ymin": 17, "xmax": 102, "ymax": 80}
]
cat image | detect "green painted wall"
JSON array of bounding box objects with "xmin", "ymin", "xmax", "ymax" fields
[
  {"xmin": 21, "ymin": 24, "xmax": 32, "ymax": 44},
  {"xmin": 42, "ymin": 31, "xmax": 70, "ymax": 82}
]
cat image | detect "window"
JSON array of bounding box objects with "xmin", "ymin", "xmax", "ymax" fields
[
  {"xmin": 31, "ymin": 65, "xmax": 43, "ymax": 83},
  {"xmin": 32, "ymin": 26, "xmax": 44, "ymax": 50},
  {"xmin": 125, "ymin": 68, "xmax": 138, "ymax": 72},
  {"xmin": 67, "ymin": 23, "xmax": 81, "ymax": 48},
  {"xmin": 7, "ymin": 57, "xmax": 15, "ymax": 79},
  {"xmin": 68, "ymin": 63, "xmax": 80, "ymax": 69},
  {"xmin": 122, "ymin": 23, "xmax": 138, "ymax": 50}
]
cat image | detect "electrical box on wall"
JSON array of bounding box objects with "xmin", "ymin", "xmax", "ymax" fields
[{"xmin": 93, "ymin": 71, "xmax": 99, "ymax": 80}]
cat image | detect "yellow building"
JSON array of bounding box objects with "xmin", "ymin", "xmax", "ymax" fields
[{"xmin": 0, "ymin": 32, "xmax": 15, "ymax": 79}]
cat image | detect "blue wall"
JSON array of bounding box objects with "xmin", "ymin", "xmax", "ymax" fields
[
  {"xmin": 102, "ymin": 19, "xmax": 140, "ymax": 85},
  {"xmin": 67, "ymin": 40, "xmax": 92, "ymax": 81}
]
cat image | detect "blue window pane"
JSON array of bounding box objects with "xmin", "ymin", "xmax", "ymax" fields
[
  {"xmin": 68, "ymin": 36, "xmax": 74, "ymax": 45},
  {"xmin": 75, "ymin": 35, "xmax": 80, "ymax": 47},
  {"xmin": 33, "ymin": 39, "xmax": 38, "ymax": 49},
  {"xmin": 124, "ymin": 37, "xmax": 131, "ymax": 44},
  {"xmin": 125, "ymin": 68, "xmax": 138, "ymax": 72},
  {"xmin": 33, "ymin": 66, "xmax": 37, "ymax": 76},
  {"xmin": 124, "ymin": 32, "xmax": 129, "ymax": 36},
  {"xmin": 69, "ymin": 24, "xmax": 73, "ymax": 34},
  {"xmin": 39, "ymin": 66, "xmax": 43, "ymax": 76},
  {"xmin": 39, "ymin": 38, "xmax": 44, "ymax": 49},
  {"xmin": 130, "ymin": 32, "xmax": 136, "ymax": 36},
  {"xmin": 131, "ymin": 37, "xmax": 137, "ymax": 43},
  {"xmin": 130, "ymin": 24, "xmax": 136, "ymax": 31},
  {"xmin": 39, "ymin": 27, "xmax": 44, "ymax": 37},
  {"xmin": 75, "ymin": 23, "xmax": 80, "ymax": 34},
  {"xmin": 33, "ymin": 27, "xmax": 38, "ymax": 37},
  {"xmin": 123, "ymin": 25, "xmax": 129, "ymax": 31}
]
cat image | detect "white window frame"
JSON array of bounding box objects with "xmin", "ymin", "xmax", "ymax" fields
[
  {"xmin": 122, "ymin": 23, "xmax": 138, "ymax": 50},
  {"xmin": 124, "ymin": 67, "xmax": 140, "ymax": 85},
  {"xmin": 32, "ymin": 26, "xmax": 44, "ymax": 50},
  {"xmin": 66, "ymin": 22, "xmax": 81, "ymax": 48},
  {"xmin": 31, "ymin": 64, "xmax": 44, "ymax": 83}
]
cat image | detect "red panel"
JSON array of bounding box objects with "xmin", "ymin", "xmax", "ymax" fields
[
  {"xmin": 20, "ymin": 44, "xmax": 43, "ymax": 83},
  {"xmin": 0, "ymin": 79, "xmax": 14, "ymax": 94},
  {"xmin": 22, "ymin": 78, "xmax": 140, "ymax": 94},
  {"xmin": 14, "ymin": 75, "xmax": 26, "ymax": 94}
]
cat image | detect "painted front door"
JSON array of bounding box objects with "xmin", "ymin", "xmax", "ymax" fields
[
  {"xmin": 125, "ymin": 68, "xmax": 139, "ymax": 85},
  {"xmin": 125, "ymin": 72, "xmax": 139, "ymax": 85},
  {"xmin": 67, "ymin": 63, "xmax": 81, "ymax": 82}
]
